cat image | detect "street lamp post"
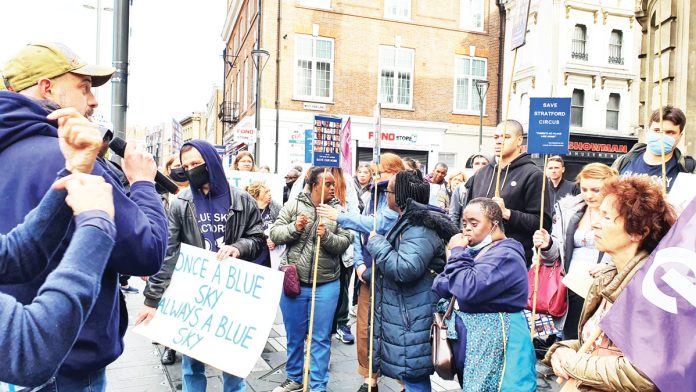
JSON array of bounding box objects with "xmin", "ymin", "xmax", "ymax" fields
[
  {"xmin": 475, "ymin": 79, "xmax": 490, "ymax": 152},
  {"xmin": 251, "ymin": 48, "xmax": 270, "ymax": 163}
]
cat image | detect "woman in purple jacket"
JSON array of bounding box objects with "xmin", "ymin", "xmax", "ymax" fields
[{"xmin": 433, "ymin": 198, "xmax": 536, "ymax": 391}]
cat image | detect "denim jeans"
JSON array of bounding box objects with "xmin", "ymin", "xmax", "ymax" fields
[
  {"xmin": 280, "ymin": 279, "xmax": 340, "ymax": 391},
  {"xmin": 403, "ymin": 376, "xmax": 432, "ymax": 392},
  {"xmin": 35, "ymin": 368, "xmax": 106, "ymax": 392},
  {"xmin": 182, "ymin": 355, "xmax": 246, "ymax": 392}
]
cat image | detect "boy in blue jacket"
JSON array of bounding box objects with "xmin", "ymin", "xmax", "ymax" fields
[{"xmin": 0, "ymin": 43, "xmax": 168, "ymax": 390}]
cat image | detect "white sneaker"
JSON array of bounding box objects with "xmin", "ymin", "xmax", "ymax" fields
[{"xmin": 272, "ymin": 379, "xmax": 303, "ymax": 392}]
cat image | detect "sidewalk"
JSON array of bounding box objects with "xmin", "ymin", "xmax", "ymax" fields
[{"xmin": 106, "ymin": 279, "xmax": 559, "ymax": 391}]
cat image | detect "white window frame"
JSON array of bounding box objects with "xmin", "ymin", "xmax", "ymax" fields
[
  {"xmin": 252, "ymin": 44, "xmax": 258, "ymax": 104},
  {"xmin": 240, "ymin": 15, "xmax": 246, "ymax": 37},
  {"xmin": 236, "ymin": 71, "xmax": 241, "ymax": 106},
  {"xmin": 452, "ymin": 55, "xmax": 488, "ymax": 115},
  {"xmin": 606, "ymin": 93, "xmax": 620, "ymax": 130},
  {"xmin": 293, "ymin": 34, "xmax": 335, "ymax": 102},
  {"xmin": 299, "ymin": 0, "xmax": 331, "ymax": 9},
  {"xmin": 571, "ymin": 88, "xmax": 584, "ymax": 128},
  {"xmin": 247, "ymin": 0, "xmax": 254, "ymax": 25},
  {"xmin": 243, "ymin": 58, "xmax": 249, "ymax": 112},
  {"xmin": 378, "ymin": 46, "xmax": 415, "ymax": 110},
  {"xmin": 384, "ymin": 0, "xmax": 411, "ymax": 21},
  {"xmin": 460, "ymin": 0, "xmax": 484, "ymax": 32}
]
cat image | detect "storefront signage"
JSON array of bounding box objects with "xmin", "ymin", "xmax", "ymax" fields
[
  {"xmin": 235, "ymin": 128, "xmax": 257, "ymax": 144},
  {"xmin": 528, "ymin": 97, "xmax": 571, "ymax": 155},
  {"xmin": 569, "ymin": 142, "xmax": 628, "ymax": 153}
]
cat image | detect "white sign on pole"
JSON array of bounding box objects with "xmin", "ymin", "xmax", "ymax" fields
[
  {"xmin": 225, "ymin": 170, "xmax": 285, "ymax": 205},
  {"xmin": 134, "ymin": 244, "xmax": 283, "ymax": 377}
]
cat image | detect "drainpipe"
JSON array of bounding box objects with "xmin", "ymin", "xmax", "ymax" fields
[
  {"xmin": 496, "ymin": 0, "xmax": 507, "ymax": 124},
  {"xmin": 274, "ymin": 0, "xmax": 282, "ymax": 173}
]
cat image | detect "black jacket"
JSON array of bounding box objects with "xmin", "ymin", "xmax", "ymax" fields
[
  {"xmin": 612, "ymin": 143, "xmax": 695, "ymax": 173},
  {"xmin": 143, "ymin": 186, "xmax": 265, "ymax": 307},
  {"xmin": 465, "ymin": 153, "xmax": 552, "ymax": 266}
]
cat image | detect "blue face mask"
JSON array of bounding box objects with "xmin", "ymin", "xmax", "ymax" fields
[
  {"xmin": 646, "ymin": 133, "xmax": 676, "ymax": 156},
  {"xmin": 469, "ymin": 222, "xmax": 498, "ymax": 252}
]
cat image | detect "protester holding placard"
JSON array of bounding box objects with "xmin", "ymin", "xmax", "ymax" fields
[
  {"xmin": 316, "ymin": 153, "xmax": 405, "ymax": 392},
  {"xmin": 432, "ymin": 198, "xmax": 537, "ymax": 391},
  {"xmin": 270, "ymin": 167, "xmax": 352, "ymax": 392},
  {"xmin": 138, "ymin": 140, "xmax": 265, "ymax": 392},
  {"xmin": 532, "ymin": 163, "xmax": 617, "ymax": 339},
  {"xmin": 544, "ymin": 177, "xmax": 675, "ymax": 391},
  {"xmin": 464, "ymin": 120, "xmax": 551, "ymax": 266},
  {"xmin": 366, "ymin": 170, "xmax": 459, "ymax": 391},
  {"xmin": 612, "ymin": 106, "xmax": 693, "ymax": 191}
]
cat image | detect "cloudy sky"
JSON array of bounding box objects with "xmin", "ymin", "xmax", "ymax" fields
[{"xmin": 0, "ymin": 0, "xmax": 225, "ymax": 127}]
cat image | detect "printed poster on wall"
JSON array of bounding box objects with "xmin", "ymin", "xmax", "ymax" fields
[
  {"xmin": 134, "ymin": 244, "xmax": 283, "ymax": 377},
  {"xmin": 312, "ymin": 115, "xmax": 342, "ymax": 167}
]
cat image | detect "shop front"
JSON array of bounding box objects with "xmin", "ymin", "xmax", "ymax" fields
[{"xmin": 353, "ymin": 126, "xmax": 443, "ymax": 172}]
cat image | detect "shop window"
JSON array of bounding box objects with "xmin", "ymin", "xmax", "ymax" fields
[
  {"xmin": 606, "ymin": 93, "xmax": 620, "ymax": 130},
  {"xmin": 294, "ymin": 34, "xmax": 334, "ymax": 102},
  {"xmin": 571, "ymin": 89, "xmax": 584, "ymax": 127},
  {"xmin": 438, "ymin": 153, "xmax": 457, "ymax": 170},
  {"xmin": 609, "ymin": 30, "xmax": 623, "ymax": 65},
  {"xmin": 461, "ymin": 0, "xmax": 484, "ymax": 31},
  {"xmin": 572, "ymin": 25, "xmax": 587, "ymax": 61},
  {"xmin": 385, "ymin": 0, "xmax": 411, "ymax": 20},
  {"xmin": 454, "ymin": 55, "xmax": 487, "ymax": 113},
  {"xmin": 379, "ymin": 46, "xmax": 414, "ymax": 109}
]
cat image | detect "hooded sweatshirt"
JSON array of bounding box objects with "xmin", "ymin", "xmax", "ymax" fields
[
  {"xmin": 0, "ymin": 91, "xmax": 168, "ymax": 377},
  {"xmin": 181, "ymin": 140, "xmax": 231, "ymax": 252},
  {"xmin": 464, "ymin": 153, "xmax": 552, "ymax": 266}
]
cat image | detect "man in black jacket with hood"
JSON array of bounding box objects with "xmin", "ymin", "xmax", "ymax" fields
[{"xmin": 465, "ymin": 120, "xmax": 551, "ymax": 266}]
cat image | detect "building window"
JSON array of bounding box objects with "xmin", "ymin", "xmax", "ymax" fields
[
  {"xmin": 571, "ymin": 89, "xmax": 584, "ymax": 127},
  {"xmin": 234, "ymin": 33, "xmax": 239, "ymax": 55},
  {"xmin": 252, "ymin": 43, "xmax": 258, "ymax": 104},
  {"xmin": 609, "ymin": 30, "xmax": 623, "ymax": 65},
  {"xmin": 571, "ymin": 25, "xmax": 588, "ymax": 61},
  {"xmin": 247, "ymin": 1, "xmax": 254, "ymax": 25},
  {"xmin": 240, "ymin": 15, "xmax": 246, "ymax": 37},
  {"xmin": 385, "ymin": 0, "xmax": 411, "ymax": 20},
  {"xmin": 243, "ymin": 58, "xmax": 249, "ymax": 111},
  {"xmin": 438, "ymin": 152, "xmax": 457, "ymax": 169},
  {"xmin": 460, "ymin": 0, "xmax": 484, "ymax": 31},
  {"xmin": 454, "ymin": 56, "xmax": 487, "ymax": 113},
  {"xmin": 606, "ymin": 93, "xmax": 620, "ymax": 130},
  {"xmin": 293, "ymin": 34, "xmax": 334, "ymax": 101},
  {"xmin": 236, "ymin": 72, "xmax": 241, "ymax": 105},
  {"xmin": 379, "ymin": 46, "xmax": 414, "ymax": 108},
  {"xmin": 299, "ymin": 0, "xmax": 330, "ymax": 8}
]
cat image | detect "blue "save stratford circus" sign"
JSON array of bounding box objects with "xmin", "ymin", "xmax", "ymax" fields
[{"xmin": 527, "ymin": 97, "xmax": 571, "ymax": 155}]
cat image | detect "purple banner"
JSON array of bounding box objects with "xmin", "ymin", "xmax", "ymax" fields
[{"xmin": 600, "ymin": 197, "xmax": 696, "ymax": 391}]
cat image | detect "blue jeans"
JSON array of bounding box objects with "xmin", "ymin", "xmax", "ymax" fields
[
  {"xmin": 182, "ymin": 355, "xmax": 246, "ymax": 392},
  {"xmin": 280, "ymin": 279, "xmax": 340, "ymax": 391},
  {"xmin": 403, "ymin": 376, "xmax": 432, "ymax": 392},
  {"xmin": 35, "ymin": 368, "xmax": 106, "ymax": 392}
]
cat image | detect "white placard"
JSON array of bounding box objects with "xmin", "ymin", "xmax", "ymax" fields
[
  {"xmin": 667, "ymin": 173, "xmax": 696, "ymax": 213},
  {"xmin": 134, "ymin": 244, "xmax": 283, "ymax": 377},
  {"xmin": 225, "ymin": 170, "xmax": 285, "ymax": 206}
]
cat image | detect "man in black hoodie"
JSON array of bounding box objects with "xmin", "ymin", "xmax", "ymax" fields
[{"xmin": 464, "ymin": 120, "xmax": 551, "ymax": 266}]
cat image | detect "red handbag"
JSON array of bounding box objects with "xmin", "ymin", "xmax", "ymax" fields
[
  {"xmin": 280, "ymin": 264, "xmax": 301, "ymax": 297},
  {"xmin": 527, "ymin": 260, "xmax": 568, "ymax": 317}
]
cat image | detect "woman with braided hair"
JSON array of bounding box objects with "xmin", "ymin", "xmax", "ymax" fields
[{"xmin": 366, "ymin": 170, "xmax": 460, "ymax": 392}]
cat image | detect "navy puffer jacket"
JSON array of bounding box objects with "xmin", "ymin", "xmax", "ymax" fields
[{"xmin": 366, "ymin": 200, "xmax": 459, "ymax": 380}]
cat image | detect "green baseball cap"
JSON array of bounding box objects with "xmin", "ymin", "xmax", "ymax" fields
[{"xmin": 2, "ymin": 42, "xmax": 116, "ymax": 92}]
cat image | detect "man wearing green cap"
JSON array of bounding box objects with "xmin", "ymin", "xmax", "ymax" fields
[{"xmin": 0, "ymin": 43, "xmax": 168, "ymax": 391}]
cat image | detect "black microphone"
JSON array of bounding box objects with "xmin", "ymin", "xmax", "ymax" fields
[{"xmin": 109, "ymin": 137, "xmax": 179, "ymax": 194}]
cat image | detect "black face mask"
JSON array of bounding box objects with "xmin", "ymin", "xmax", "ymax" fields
[
  {"xmin": 169, "ymin": 167, "xmax": 188, "ymax": 183},
  {"xmin": 186, "ymin": 164, "xmax": 209, "ymax": 190}
]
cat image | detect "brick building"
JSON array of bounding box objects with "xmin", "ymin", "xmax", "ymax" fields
[{"xmin": 221, "ymin": 0, "xmax": 503, "ymax": 173}]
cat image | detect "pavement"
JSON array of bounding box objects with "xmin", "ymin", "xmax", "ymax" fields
[{"xmin": 106, "ymin": 279, "xmax": 560, "ymax": 392}]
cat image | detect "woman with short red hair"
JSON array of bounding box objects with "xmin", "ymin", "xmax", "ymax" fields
[{"xmin": 544, "ymin": 176, "xmax": 676, "ymax": 391}]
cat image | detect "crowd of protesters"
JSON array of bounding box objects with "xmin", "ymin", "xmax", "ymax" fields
[{"xmin": 0, "ymin": 42, "xmax": 692, "ymax": 392}]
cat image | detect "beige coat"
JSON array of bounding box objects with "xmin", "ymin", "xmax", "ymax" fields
[{"xmin": 543, "ymin": 251, "xmax": 657, "ymax": 392}]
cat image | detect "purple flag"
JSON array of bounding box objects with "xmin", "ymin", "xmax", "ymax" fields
[
  {"xmin": 600, "ymin": 196, "xmax": 696, "ymax": 391},
  {"xmin": 340, "ymin": 117, "xmax": 353, "ymax": 175}
]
